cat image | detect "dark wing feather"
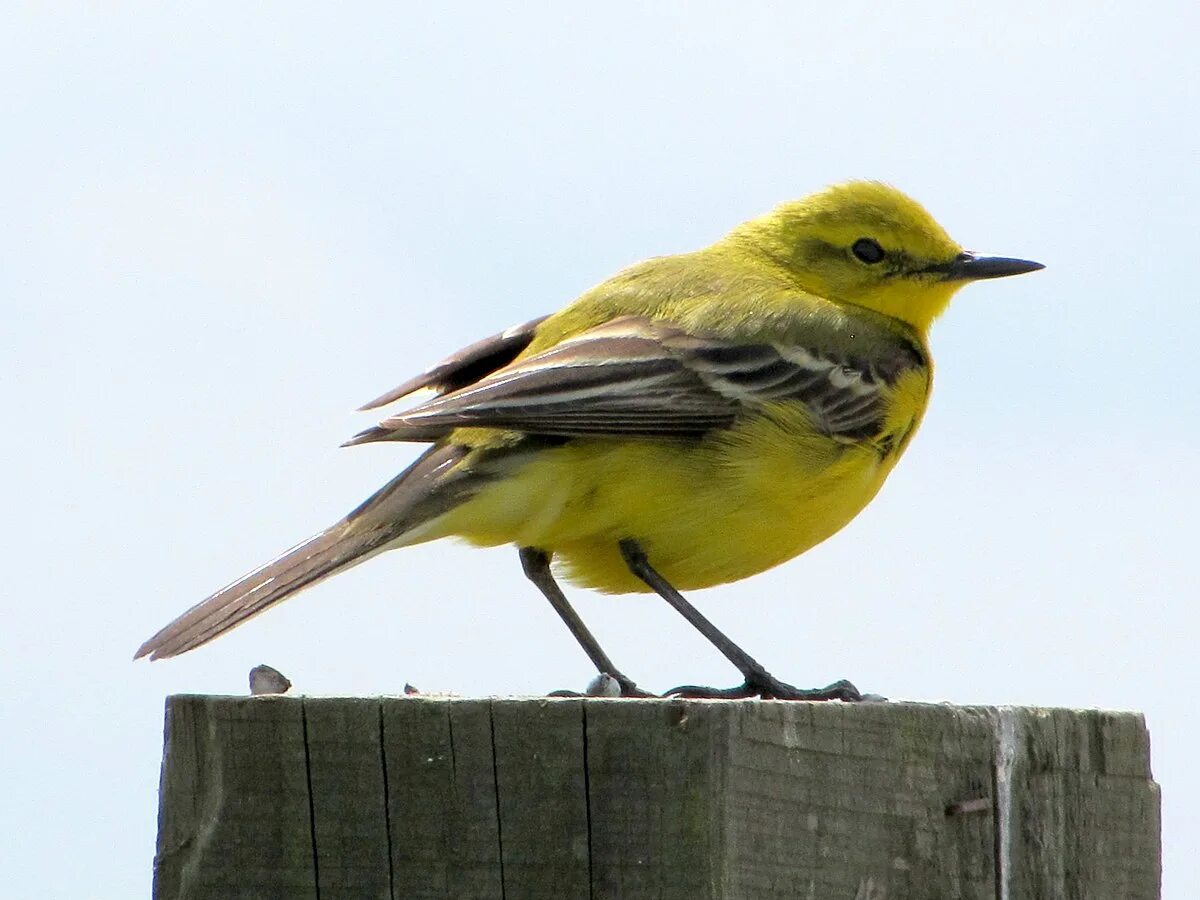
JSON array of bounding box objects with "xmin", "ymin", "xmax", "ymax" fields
[
  {"xmin": 356, "ymin": 314, "xmax": 549, "ymax": 411},
  {"xmin": 346, "ymin": 316, "xmax": 923, "ymax": 445}
]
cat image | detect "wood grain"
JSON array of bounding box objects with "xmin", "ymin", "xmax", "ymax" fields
[{"xmin": 151, "ymin": 697, "xmax": 1160, "ymax": 899}]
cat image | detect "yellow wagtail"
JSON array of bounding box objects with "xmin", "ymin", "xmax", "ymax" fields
[{"xmin": 136, "ymin": 181, "xmax": 1042, "ymax": 700}]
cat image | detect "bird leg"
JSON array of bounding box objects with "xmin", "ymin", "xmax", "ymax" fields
[
  {"xmin": 617, "ymin": 539, "xmax": 861, "ymax": 702},
  {"xmin": 519, "ymin": 547, "xmax": 651, "ymax": 698}
]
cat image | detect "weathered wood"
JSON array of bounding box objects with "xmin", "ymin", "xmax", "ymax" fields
[
  {"xmin": 155, "ymin": 696, "xmax": 317, "ymax": 900},
  {"xmin": 303, "ymin": 698, "xmax": 391, "ymax": 899},
  {"xmin": 152, "ymin": 697, "xmax": 1160, "ymax": 899},
  {"xmin": 381, "ymin": 698, "xmax": 502, "ymax": 898},
  {"xmin": 999, "ymin": 707, "xmax": 1162, "ymax": 899}
]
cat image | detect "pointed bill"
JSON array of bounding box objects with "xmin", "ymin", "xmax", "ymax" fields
[{"xmin": 935, "ymin": 251, "xmax": 1044, "ymax": 281}]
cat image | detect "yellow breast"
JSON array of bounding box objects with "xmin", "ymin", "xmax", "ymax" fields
[{"xmin": 438, "ymin": 369, "xmax": 928, "ymax": 594}]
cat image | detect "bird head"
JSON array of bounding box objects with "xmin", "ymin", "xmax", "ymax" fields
[{"xmin": 734, "ymin": 181, "xmax": 1043, "ymax": 333}]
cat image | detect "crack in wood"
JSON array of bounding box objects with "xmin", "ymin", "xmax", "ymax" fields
[
  {"xmin": 581, "ymin": 702, "xmax": 595, "ymax": 900},
  {"xmin": 487, "ymin": 701, "xmax": 508, "ymax": 900},
  {"xmin": 376, "ymin": 701, "xmax": 396, "ymax": 900},
  {"xmin": 299, "ymin": 699, "xmax": 322, "ymax": 900}
]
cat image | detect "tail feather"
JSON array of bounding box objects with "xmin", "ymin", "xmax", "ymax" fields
[
  {"xmin": 134, "ymin": 524, "xmax": 392, "ymax": 660},
  {"xmin": 135, "ymin": 443, "xmax": 475, "ymax": 661}
]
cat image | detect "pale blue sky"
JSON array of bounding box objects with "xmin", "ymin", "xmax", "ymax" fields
[{"xmin": 3, "ymin": 3, "xmax": 1196, "ymax": 896}]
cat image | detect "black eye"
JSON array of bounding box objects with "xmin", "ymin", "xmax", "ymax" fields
[{"xmin": 852, "ymin": 238, "xmax": 885, "ymax": 264}]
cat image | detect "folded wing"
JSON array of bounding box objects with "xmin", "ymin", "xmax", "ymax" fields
[
  {"xmin": 346, "ymin": 316, "xmax": 921, "ymax": 446},
  {"xmin": 356, "ymin": 314, "xmax": 549, "ymax": 411}
]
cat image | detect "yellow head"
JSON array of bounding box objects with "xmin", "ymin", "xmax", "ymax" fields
[{"xmin": 733, "ymin": 181, "xmax": 1042, "ymax": 333}]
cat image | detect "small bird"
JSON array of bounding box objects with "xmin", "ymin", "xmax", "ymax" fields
[{"xmin": 136, "ymin": 181, "xmax": 1042, "ymax": 700}]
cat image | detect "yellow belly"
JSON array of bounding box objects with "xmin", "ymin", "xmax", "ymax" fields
[{"xmin": 434, "ymin": 404, "xmax": 909, "ymax": 594}]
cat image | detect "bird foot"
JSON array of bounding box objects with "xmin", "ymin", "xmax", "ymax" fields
[{"xmin": 666, "ymin": 676, "xmax": 865, "ymax": 702}]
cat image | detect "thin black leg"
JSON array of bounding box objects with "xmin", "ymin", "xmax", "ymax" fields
[
  {"xmin": 617, "ymin": 539, "xmax": 861, "ymax": 702},
  {"xmin": 518, "ymin": 547, "xmax": 650, "ymax": 697}
]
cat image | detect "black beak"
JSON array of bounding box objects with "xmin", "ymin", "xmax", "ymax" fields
[{"xmin": 934, "ymin": 251, "xmax": 1045, "ymax": 281}]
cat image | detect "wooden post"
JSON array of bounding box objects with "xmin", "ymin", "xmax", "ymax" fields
[{"xmin": 152, "ymin": 697, "xmax": 1160, "ymax": 899}]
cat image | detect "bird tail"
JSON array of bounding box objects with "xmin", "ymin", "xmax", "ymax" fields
[{"xmin": 134, "ymin": 444, "xmax": 475, "ymax": 661}]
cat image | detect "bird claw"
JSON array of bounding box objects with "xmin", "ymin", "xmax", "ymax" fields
[
  {"xmin": 665, "ymin": 683, "xmax": 758, "ymax": 700},
  {"xmin": 764, "ymin": 677, "xmax": 864, "ymax": 702},
  {"xmin": 666, "ymin": 676, "xmax": 866, "ymax": 702},
  {"xmin": 547, "ymin": 672, "xmax": 870, "ymax": 702}
]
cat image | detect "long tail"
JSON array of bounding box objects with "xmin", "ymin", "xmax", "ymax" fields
[{"xmin": 134, "ymin": 444, "xmax": 473, "ymax": 661}]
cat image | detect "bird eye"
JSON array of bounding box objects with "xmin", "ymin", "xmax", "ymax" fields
[{"xmin": 851, "ymin": 238, "xmax": 885, "ymax": 264}]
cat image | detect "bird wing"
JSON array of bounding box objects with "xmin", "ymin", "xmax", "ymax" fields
[
  {"xmin": 355, "ymin": 314, "xmax": 550, "ymax": 411},
  {"xmin": 346, "ymin": 316, "xmax": 923, "ymax": 445}
]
